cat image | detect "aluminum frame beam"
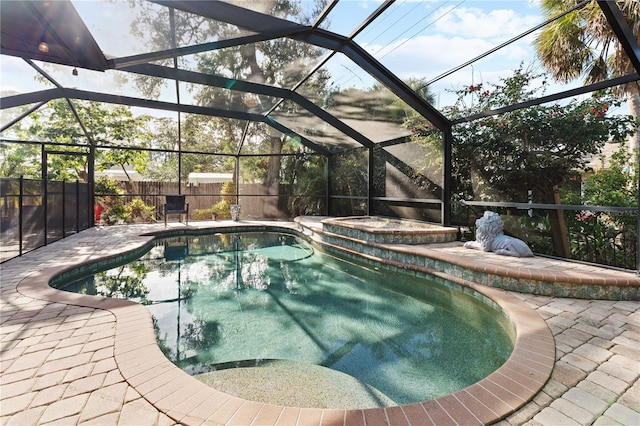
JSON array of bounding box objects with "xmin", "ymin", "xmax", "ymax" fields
[
  {"xmin": 0, "ymin": 86, "xmax": 330, "ymax": 156},
  {"xmin": 0, "ymin": 88, "xmax": 61, "ymax": 109},
  {"xmin": 150, "ymin": 0, "xmax": 450, "ymax": 132},
  {"xmin": 452, "ymin": 73, "xmax": 640, "ymax": 124},
  {"xmin": 110, "ymin": 30, "xmax": 311, "ymax": 69},
  {"xmin": 151, "ymin": 0, "xmax": 305, "ymax": 35},
  {"xmin": 121, "ymin": 63, "xmax": 375, "ymax": 149},
  {"xmin": 597, "ymin": 1, "xmax": 640, "ymax": 75}
]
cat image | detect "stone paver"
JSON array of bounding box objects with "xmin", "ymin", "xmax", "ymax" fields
[
  {"xmin": 562, "ymin": 387, "xmax": 609, "ymax": 416},
  {"xmin": 532, "ymin": 406, "xmax": 581, "ymax": 425},
  {"xmin": 602, "ymin": 403, "xmax": 640, "ymax": 425},
  {"xmin": 1, "ymin": 222, "xmax": 638, "ymax": 425},
  {"xmin": 573, "ymin": 343, "xmax": 612, "ymax": 364},
  {"xmin": 500, "ymin": 291, "xmax": 640, "ymax": 426},
  {"xmin": 549, "ymin": 397, "xmax": 597, "ymax": 424}
]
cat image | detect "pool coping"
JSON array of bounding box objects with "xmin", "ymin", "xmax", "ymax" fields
[
  {"xmin": 298, "ymin": 217, "xmax": 640, "ymax": 300},
  {"xmin": 14, "ymin": 222, "xmax": 555, "ymax": 425}
]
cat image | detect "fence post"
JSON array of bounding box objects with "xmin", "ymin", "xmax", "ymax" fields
[
  {"xmin": 62, "ymin": 179, "xmax": 66, "ymax": 238},
  {"xmin": 76, "ymin": 180, "xmax": 80, "ymax": 232},
  {"xmin": 42, "ymin": 146, "xmax": 47, "ymax": 246},
  {"xmin": 18, "ymin": 176, "xmax": 23, "ymax": 257},
  {"xmin": 325, "ymin": 157, "xmax": 331, "ymax": 216}
]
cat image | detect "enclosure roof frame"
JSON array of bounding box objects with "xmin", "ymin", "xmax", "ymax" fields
[{"xmin": 1, "ymin": 0, "xmax": 639, "ymax": 156}]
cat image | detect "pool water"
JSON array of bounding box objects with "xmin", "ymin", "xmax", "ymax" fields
[{"xmin": 54, "ymin": 231, "xmax": 514, "ymax": 406}]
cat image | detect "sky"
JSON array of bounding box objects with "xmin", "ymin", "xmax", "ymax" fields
[
  {"xmin": 0, "ymin": 0, "xmax": 596, "ymax": 118},
  {"xmin": 323, "ymin": 0, "xmax": 550, "ymax": 106}
]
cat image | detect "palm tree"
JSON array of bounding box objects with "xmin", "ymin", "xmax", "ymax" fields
[{"xmin": 535, "ymin": 0, "xmax": 640, "ymax": 152}]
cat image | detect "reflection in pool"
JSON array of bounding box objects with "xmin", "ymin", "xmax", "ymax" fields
[{"xmin": 54, "ymin": 231, "xmax": 514, "ymax": 406}]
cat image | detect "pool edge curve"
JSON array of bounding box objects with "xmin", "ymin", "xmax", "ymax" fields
[{"xmin": 15, "ymin": 222, "xmax": 555, "ymax": 426}]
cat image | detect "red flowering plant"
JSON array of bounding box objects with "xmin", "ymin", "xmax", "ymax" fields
[{"xmin": 406, "ymin": 66, "xmax": 636, "ymax": 204}]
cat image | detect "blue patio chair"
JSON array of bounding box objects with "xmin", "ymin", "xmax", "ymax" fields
[{"xmin": 164, "ymin": 195, "xmax": 189, "ymax": 226}]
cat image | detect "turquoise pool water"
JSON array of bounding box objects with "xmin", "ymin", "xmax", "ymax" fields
[{"xmin": 54, "ymin": 231, "xmax": 514, "ymax": 406}]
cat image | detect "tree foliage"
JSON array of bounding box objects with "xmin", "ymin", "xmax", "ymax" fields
[
  {"xmin": 583, "ymin": 146, "xmax": 638, "ymax": 208},
  {"xmin": 535, "ymin": 0, "xmax": 640, "ymax": 85},
  {"xmin": 4, "ymin": 100, "xmax": 152, "ymax": 181},
  {"xmin": 127, "ymin": 0, "xmax": 330, "ymax": 188},
  {"xmin": 535, "ymin": 0, "xmax": 640, "ymax": 153},
  {"xmin": 406, "ymin": 67, "xmax": 638, "ymax": 203},
  {"xmin": 0, "ymin": 142, "xmax": 41, "ymax": 179},
  {"xmin": 560, "ymin": 145, "xmax": 639, "ymax": 268},
  {"xmin": 282, "ymin": 152, "xmax": 326, "ymax": 216}
]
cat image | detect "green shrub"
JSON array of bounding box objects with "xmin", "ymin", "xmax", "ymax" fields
[
  {"xmin": 192, "ymin": 208, "xmax": 213, "ymax": 220},
  {"xmin": 95, "ymin": 177, "xmax": 124, "ymax": 211},
  {"xmin": 212, "ymin": 180, "xmax": 236, "ymax": 219},
  {"xmin": 126, "ymin": 199, "xmax": 155, "ymax": 222},
  {"xmin": 94, "ymin": 177, "xmax": 123, "ymax": 196},
  {"xmin": 212, "ymin": 200, "xmax": 231, "ymax": 219},
  {"xmin": 220, "ymin": 180, "xmax": 236, "ymax": 203},
  {"xmin": 104, "ymin": 202, "xmax": 130, "ymax": 224}
]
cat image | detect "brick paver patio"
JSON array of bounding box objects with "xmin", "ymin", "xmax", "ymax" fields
[{"xmin": 1, "ymin": 222, "xmax": 638, "ymax": 425}]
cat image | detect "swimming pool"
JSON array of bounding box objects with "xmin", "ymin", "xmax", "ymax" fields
[{"xmin": 53, "ymin": 230, "xmax": 514, "ymax": 408}]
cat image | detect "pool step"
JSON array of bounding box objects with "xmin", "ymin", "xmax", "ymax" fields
[
  {"xmin": 194, "ymin": 359, "xmax": 397, "ymax": 409},
  {"xmin": 321, "ymin": 216, "xmax": 458, "ymax": 245},
  {"xmin": 295, "ymin": 218, "xmax": 640, "ymax": 301}
]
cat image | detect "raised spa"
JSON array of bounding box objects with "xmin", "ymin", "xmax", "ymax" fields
[
  {"xmin": 52, "ymin": 230, "xmax": 514, "ymax": 409},
  {"xmin": 322, "ymin": 216, "xmax": 458, "ymax": 244}
]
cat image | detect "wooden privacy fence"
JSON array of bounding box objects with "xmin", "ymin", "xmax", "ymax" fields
[{"xmin": 101, "ymin": 181, "xmax": 295, "ymax": 220}]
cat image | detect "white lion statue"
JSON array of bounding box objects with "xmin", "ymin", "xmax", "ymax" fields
[{"xmin": 464, "ymin": 211, "xmax": 533, "ymax": 257}]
